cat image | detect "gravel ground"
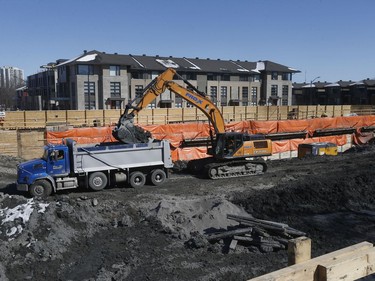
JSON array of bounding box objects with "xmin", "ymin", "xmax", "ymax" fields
[{"xmin": 1, "ymin": 144, "xmax": 375, "ymax": 280}]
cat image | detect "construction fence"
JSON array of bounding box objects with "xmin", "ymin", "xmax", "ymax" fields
[
  {"xmin": 43, "ymin": 115, "xmax": 375, "ymax": 162},
  {"xmin": 1, "ymin": 106, "xmax": 374, "ymax": 161},
  {"xmin": 1, "ymin": 105, "xmax": 375, "ymax": 129}
]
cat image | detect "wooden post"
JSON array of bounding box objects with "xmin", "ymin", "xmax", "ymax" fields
[{"xmin": 288, "ymin": 236, "xmax": 311, "ymax": 265}]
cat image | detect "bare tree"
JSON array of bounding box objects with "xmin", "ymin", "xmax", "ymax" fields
[{"xmin": 0, "ymin": 79, "xmax": 24, "ymax": 110}]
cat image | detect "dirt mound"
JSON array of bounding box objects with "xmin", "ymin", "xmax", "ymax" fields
[{"xmin": 146, "ymin": 197, "xmax": 249, "ymax": 239}]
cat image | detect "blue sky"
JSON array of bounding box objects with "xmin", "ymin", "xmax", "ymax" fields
[{"xmin": 1, "ymin": 0, "xmax": 374, "ymax": 83}]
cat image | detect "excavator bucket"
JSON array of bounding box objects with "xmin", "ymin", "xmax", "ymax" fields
[{"xmin": 112, "ymin": 116, "xmax": 151, "ymax": 144}]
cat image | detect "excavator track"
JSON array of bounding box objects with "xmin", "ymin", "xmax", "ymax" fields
[{"xmin": 205, "ymin": 159, "xmax": 267, "ymax": 179}]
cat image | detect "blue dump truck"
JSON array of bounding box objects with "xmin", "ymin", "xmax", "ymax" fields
[{"xmin": 16, "ymin": 139, "xmax": 173, "ymax": 198}]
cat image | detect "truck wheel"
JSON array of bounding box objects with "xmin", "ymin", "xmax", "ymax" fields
[
  {"xmin": 30, "ymin": 180, "xmax": 52, "ymax": 199},
  {"xmin": 150, "ymin": 169, "xmax": 167, "ymax": 186},
  {"xmin": 129, "ymin": 171, "xmax": 146, "ymax": 188},
  {"xmin": 88, "ymin": 172, "xmax": 108, "ymax": 191}
]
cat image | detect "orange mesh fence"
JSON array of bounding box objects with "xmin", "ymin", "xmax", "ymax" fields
[
  {"xmin": 250, "ymin": 120, "xmax": 278, "ymax": 134},
  {"xmin": 277, "ymin": 119, "xmax": 310, "ymax": 134},
  {"xmin": 46, "ymin": 127, "xmax": 115, "ymax": 144},
  {"xmin": 225, "ymin": 121, "xmax": 250, "ymax": 133},
  {"xmin": 271, "ymin": 140, "xmax": 291, "ymax": 154},
  {"xmin": 273, "ymin": 135, "xmax": 348, "ymax": 154},
  {"xmin": 143, "ymin": 123, "xmax": 211, "ymax": 148},
  {"xmin": 171, "ymin": 147, "xmax": 209, "ymax": 162},
  {"xmin": 45, "ymin": 116, "xmax": 375, "ymax": 161}
]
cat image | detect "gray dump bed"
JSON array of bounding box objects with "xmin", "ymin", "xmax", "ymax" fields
[{"xmin": 66, "ymin": 140, "xmax": 173, "ymax": 173}]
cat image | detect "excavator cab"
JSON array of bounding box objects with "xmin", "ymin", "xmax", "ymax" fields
[
  {"xmin": 212, "ymin": 132, "xmax": 272, "ymax": 160},
  {"xmin": 213, "ymin": 132, "xmax": 244, "ymax": 158}
]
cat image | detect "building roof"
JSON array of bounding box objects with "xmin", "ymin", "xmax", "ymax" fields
[
  {"xmin": 56, "ymin": 50, "xmax": 300, "ymax": 75},
  {"xmin": 363, "ymin": 79, "xmax": 375, "ymax": 86},
  {"xmin": 292, "ymin": 82, "xmax": 308, "ymax": 89}
]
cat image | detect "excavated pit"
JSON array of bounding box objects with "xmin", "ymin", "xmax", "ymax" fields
[{"xmin": 0, "ymin": 144, "xmax": 375, "ymax": 280}]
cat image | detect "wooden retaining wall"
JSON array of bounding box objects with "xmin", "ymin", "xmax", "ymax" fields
[
  {"xmin": 0, "ymin": 105, "xmax": 359, "ymax": 129},
  {"xmin": 0, "ymin": 129, "xmax": 44, "ymax": 159}
]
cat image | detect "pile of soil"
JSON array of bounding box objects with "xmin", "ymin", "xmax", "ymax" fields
[{"xmin": 1, "ymin": 144, "xmax": 375, "ymax": 280}]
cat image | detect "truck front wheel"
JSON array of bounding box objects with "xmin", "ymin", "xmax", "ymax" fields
[
  {"xmin": 30, "ymin": 180, "xmax": 52, "ymax": 199},
  {"xmin": 129, "ymin": 171, "xmax": 146, "ymax": 188},
  {"xmin": 88, "ymin": 172, "xmax": 108, "ymax": 191}
]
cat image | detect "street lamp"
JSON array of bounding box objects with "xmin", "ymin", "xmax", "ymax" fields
[{"xmin": 309, "ymin": 76, "xmax": 320, "ymax": 105}]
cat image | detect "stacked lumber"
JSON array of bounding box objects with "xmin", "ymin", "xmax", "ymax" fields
[
  {"xmin": 249, "ymin": 241, "xmax": 375, "ymax": 281},
  {"xmin": 206, "ymin": 214, "xmax": 306, "ymax": 253}
]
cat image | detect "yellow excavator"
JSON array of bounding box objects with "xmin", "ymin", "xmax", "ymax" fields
[{"xmin": 112, "ymin": 68, "xmax": 272, "ymax": 179}]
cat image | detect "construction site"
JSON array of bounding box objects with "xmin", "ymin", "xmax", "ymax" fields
[{"xmin": 1, "ymin": 98, "xmax": 375, "ymax": 280}]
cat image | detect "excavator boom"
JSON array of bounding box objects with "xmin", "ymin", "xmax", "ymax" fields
[{"xmin": 113, "ymin": 68, "xmax": 225, "ymax": 143}]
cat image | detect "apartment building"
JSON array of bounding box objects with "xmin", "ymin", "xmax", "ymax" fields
[
  {"xmin": 26, "ymin": 50, "xmax": 299, "ymax": 110},
  {"xmin": 26, "ymin": 64, "xmax": 57, "ymax": 110},
  {"xmin": 0, "ymin": 66, "xmax": 24, "ymax": 88},
  {"xmin": 292, "ymin": 78, "xmax": 375, "ymax": 105}
]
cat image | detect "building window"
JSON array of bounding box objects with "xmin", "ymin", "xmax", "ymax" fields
[
  {"xmin": 181, "ymin": 72, "xmax": 197, "ymax": 80},
  {"xmin": 251, "ymin": 87, "xmax": 257, "ymax": 106},
  {"xmin": 175, "ymin": 96, "xmax": 182, "ymax": 108},
  {"xmin": 210, "ymin": 86, "xmax": 218, "ymax": 105},
  {"xmin": 77, "ymin": 65, "xmax": 94, "ymax": 75},
  {"xmin": 271, "ymin": 85, "xmax": 278, "ymax": 97},
  {"xmin": 207, "ymin": 73, "xmax": 218, "ymax": 81},
  {"xmin": 282, "ymin": 73, "xmax": 291, "ymax": 81},
  {"xmin": 242, "ymin": 87, "xmax": 249, "ymax": 106},
  {"xmin": 110, "ymin": 82, "xmax": 121, "ymax": 97},
  {"xmin": 71, "ymin": 82, "xmax": 76, "ymax": 109},
  {"xmin": 240, "ymin": 75, "xmax": 249, "ymax": 82},
  {"xmin": 221, "ymin": 74, "xmax": 230, "ymax": 81},
  {"xmin": 131, "ymin": 72, "xmax": 141, "ymax": 79},
  {"xmin": 282, "ymin": 85, "xmax": 289, "ymax": 105},
  {"xmin": 250, "ymin": 74, "xmax": 260, "ymax": 82},
  {"xmin": 220, "ymin": 86, "xmax": 227, "ymax": 106},
  {"xmin": 109, "ymin": 65, "xmax": 120, "ymax": 76},
  {"xmin": 84, "ymin": 81, "xmax": 96, "ymax": 109},
  {"xmin": 242, "ymin": 87, "xmax": 249, "ymax": 102},
  {"xmin": 135, "ymin": 85, "xmax": 143, "ymax": 99},
  {"xmin": 271, "ymin": 72, "xmax": 278, "ymax": 80}
]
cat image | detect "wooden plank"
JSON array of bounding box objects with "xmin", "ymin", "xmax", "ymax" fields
[
  {"xmin": 248, "ymin": 242, "xmax": 373, "ymax": 281},
  {"xmin": 229, "ymin": 239, "xmax": 238, "ymax": 251},
  {"xmin": 206, "ymin": 227, "xmax": 253, "ymax": 241},
  {"xmin": 317, "ymin": 247, "xmax": 375, "ymax": 281},
  {"xmin": 234, "ymin": 235, "xmax": 253, "ymax": 242},
  {"xmin": 67, "ymin": 110, "xmax": 86, "ymax": 126},
  {"xmin": 46, "ymin": 110, "xmax": 67, "ymax": 125},
  {"xmin": 103, "ymin": 109, "xmax": 121, "ymax": 126},
  {"xmin": 85, "ymin": 110, "xmax": 104, "ymax": 126},
  {"xmin": 25, "ymin": 111, "xmax": 46, "ymax": 128},
  {"xmin": 288, "ymin": 236, "xmax": 311, "ymax": 265},
  {"xmin": 182, "ymin": 108, "xmax": 197, "ymax": 122}
]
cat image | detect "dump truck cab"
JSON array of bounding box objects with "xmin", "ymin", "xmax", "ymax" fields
[
  {"xmin": 17, "ymin": 144, "xmax": 71, "ymax": 197},
  {"xmin": 43, "ymin": 144, "xmax": 71, "ymax": 176}
]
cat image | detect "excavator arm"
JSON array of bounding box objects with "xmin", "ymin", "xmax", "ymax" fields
[{"xmin": 113, "ymin": 68, "xmax": 225, "ymax": 143}]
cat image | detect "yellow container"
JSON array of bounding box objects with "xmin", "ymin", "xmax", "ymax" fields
[{"xmin": 298, "ymin": 142, "xmax": 338, "ymax": 158}]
